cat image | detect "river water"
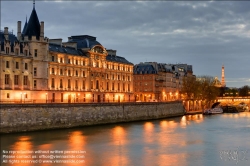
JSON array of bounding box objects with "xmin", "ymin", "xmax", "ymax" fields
[{"xmin": 1, "ymin": 112, "xmax": 250, "ymax": 166}]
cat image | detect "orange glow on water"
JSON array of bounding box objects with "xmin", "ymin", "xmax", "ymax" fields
[
  {"xmin": 68, "ymin": 131, "xmax": 85, "ymax": 150},
  {"xmin": 111, "ymin": 126, "xmax": 127, "ymax": 146}
]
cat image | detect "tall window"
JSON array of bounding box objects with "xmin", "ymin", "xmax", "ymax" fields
[
  {"xmin": 52, "ymin": 55, "xmax": 55, "ymax": 62},
  {"xmin": 68, "ymin": 70, "xmax": 71, "ymax": 76},
  {"xmin": 128, "ymin": 84, "xmax": 130, "ymax": 92},
  {"xmin": 61, "ymin": 93, "xmax": 63, "ymax": 102},
  {"xmin": 91, "ymin": 81, "xmax": 93, "ymax": 89},
  {"xmin": 68, "ymin": 79, "xmax": 71, "ymax": 88},
  {"xmin": 51, "ymin": 78, "xmax": 55, "ymax": 88},
  {"xmin": 123, "ymin": 83, "xmax": 125, "ymax": 91},
  {"xmin": 60, "ymin": 57, "xmax": 63, "ymax": 63},
  {"xmin": 107, "ymin": 82, "xmax": 109, "ymax": 90},
  {"xmin": 68, "ymin": 59, "xmax": 71, "ymax": 64},
  {"xmin": 96, "ymin": 80, "xmax": 99, "ymax": 89},
  {"xmin": 51, "ymin": 68, "xmax": 55, "ymax": 74},
  {"xmin": 118, "ymin": 83, "xmax": 120, "ymax": 91},
  {"xmin": 82, "ymin": 71, "xmax": 85, "ymax": 77},
  {"xmin": 25, "ymin": 63, "xmax": 28, "ymax": 70},
  {"xmin": 52, "ymin": 93, "xmax": 55, "ymax": 102},
  {"xmin": 5, "ymin": 74, "xmax": 10, "ymax": 85},
  {"xmin": 23, "ymin": 76, "xmax": 28, "ymax": 86},
  {"xmin": 75, "ymin": 80, "xmax": 78, "ymax": 89},
  {"xmin": 14, "ymin": 75, "xmax": 19, "ymax": 85},
  {"xmin": 34, "ymin": 67, "xmax": 37, "ymax": 76},
  {"xmin": 34, "ymin": 49, "xmax": 38, "ymax": 57},
  {"xmin": 16, "ymin": 62, "xmax": 19, "ymax": 69},
  {"xmin": 82, "ymin": 80, "xmax": 85, "ymax": 89},
  {"xmin": 75, "ymin": 70, "xmax": 78, "ymax": 76},
  {"xmin": 60, "ymin": 79, "xmax": 63, "ymax": 88},
  {"xmin": 6, "ymin": 61, "xmax": 9, "ymax": 68},
  {"xmin": 34, "ymin": 80, "xmax": 37, "ymax": 88},
  {"xmin": 60, "ymin": 69, "xmax": 63, "ymax": 75},
  {"xmin": 76, "ymin": 60, "xmax": 78, "ymax": 65},
  {"xmin": 112, "ymin": 83, "xmax": 114, "ymax": 90}
]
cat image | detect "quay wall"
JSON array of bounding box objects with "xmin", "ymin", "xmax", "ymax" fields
[{"xmin": 0, "ymin": 101, "xmax": 185, "ymax": 133}]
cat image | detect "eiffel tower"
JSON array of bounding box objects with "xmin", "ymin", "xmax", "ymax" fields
[{"xmin": 221, "ymin": 65, "xmax": 226, "ymax": 87}]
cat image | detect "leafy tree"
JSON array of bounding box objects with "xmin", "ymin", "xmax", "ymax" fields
[
  {"xmin": 181, "ymin": 75, "xmax": 220, "ymax": 110},
  {"xmin": 239, "ymin": 85, "xmax": 250, "ymax": 96}
]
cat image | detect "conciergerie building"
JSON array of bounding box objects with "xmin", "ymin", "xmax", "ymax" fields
[{"xmin": 0, "ymin": 2, "xmax": 134, "ymax": 103}]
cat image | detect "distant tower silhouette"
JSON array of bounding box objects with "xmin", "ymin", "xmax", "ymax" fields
[{"xmin": 221, "ymin": 65, "xmax": 226, "ymax": 87}]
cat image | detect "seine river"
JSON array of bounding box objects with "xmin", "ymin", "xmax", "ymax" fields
[{"xmin": 1, "ymin": 112, "xmax": 250, "ymax": 166}]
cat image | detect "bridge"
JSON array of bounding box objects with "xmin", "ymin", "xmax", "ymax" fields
[{"xmin": 217, "ymin": 97, "xmax": 250, "ymax": 105}]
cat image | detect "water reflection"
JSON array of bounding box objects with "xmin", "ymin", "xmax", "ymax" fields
[
  {"xmin": 10, "ymin": 136, "xmax": 33, "ymax": 166},
  {"xmin": 1, "ymin": 112, "xmax": 249, "ymax": 166}
]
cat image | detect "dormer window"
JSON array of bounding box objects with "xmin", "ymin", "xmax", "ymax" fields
[
  {"xmin": 24, "ymin": 50, "xmax": 28, "ymax": 56},
  {"xmin": 6, "ymin": 47, "xmax": 9, "ymax": 54},
  {"xmin": 15, "ymin": 48, "xmax": 19, "ymax": 55}
]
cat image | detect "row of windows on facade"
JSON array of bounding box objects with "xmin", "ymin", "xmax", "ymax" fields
[
  {"xmin": 50, "ymin": 79, "xmax": 131, "ymax": 91},
  {"xmin": 51, "ymin": 56, "xmax": 132, "ymax": 71},
  {"xmin": 134, "ymin": 81, "xmax": 180, "ymax": 86},
  {"xmin": 5, "ymin": 61, "xmax": 29, "ymax": 70},
  {"xmin": 4, "ymin": 47, "xmax": 37, "ymax": 57},
  {"xmin": 4, "ymin": 74, "xmax": 29, "ymax": 86},
  {"xmin": 50, "ymin": 68, "xmax": 131, "ymax": 81}
]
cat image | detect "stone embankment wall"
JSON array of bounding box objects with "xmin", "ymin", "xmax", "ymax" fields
[{"xmin": 0, "ymin": 101, "xmax": 185, "ymax": 133}]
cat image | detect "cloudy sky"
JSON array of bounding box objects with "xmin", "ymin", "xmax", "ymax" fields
[{"xmin": 1, "ymin": 0, "xmax": 250, "ymax": 88}]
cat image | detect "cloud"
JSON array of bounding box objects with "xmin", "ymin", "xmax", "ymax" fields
[{"xmin": 2, "ymin": 1, "xmax": 250, "ymax": 88}]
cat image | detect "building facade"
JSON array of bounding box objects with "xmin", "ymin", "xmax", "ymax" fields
[
  {"xmin": 0, "ymin": 4, "xmax": 134, "ymax": 103},
  {"xmin": 133, "ymin": 62, "xmax": 193, "ymax": 102}
]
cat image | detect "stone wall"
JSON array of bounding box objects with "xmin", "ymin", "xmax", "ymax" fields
[{"xmin": 0, "ymin": 101, "xmax": 185, "ymax": 133}]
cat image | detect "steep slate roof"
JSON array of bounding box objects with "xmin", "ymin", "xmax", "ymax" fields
[
  {"xmin": 22, "ymin": 17, "xmax": 28, "ymax": 34},
  {"xmin": 68, "ymin": 35, "xmax": 102, "ymax": 49},
  {"xmin": 134, "ymin": 63, "xmax": 158, "ymax": 74},
  {"xmin": 0, "ymin": 32, "xmax": 19, "ymax": 52},
  {"xmin": 106, "ymin": 55, "xmax": 133, "ymax": 65},
  {"xmin": 22, "ymin": 7, "xmax": 40, "ymax": 39},
  {"xmin": 49, "ymin": 43, "xmax": 87, "ymax": 57}
]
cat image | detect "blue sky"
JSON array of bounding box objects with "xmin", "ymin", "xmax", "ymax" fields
[{"xmin": 1, "ymin": 0, "xmax": 250, "ymax": 88}]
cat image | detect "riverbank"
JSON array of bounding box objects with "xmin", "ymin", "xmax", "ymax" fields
[{"xmin": 0, "ymin": 101, "xmax": 185, "ymax": 133}]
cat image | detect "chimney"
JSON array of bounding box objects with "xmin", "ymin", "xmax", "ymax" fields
[
  {"xmin": 4, "ymin": 27, "xmax": 9, "ymax": 40},
  {"xmin": 17, "ymin": 21, "xmax": 21, "ymax": 40},
  {"xmin": 40, "ymin": 21, "xmax": 44, "ymax": 38}
]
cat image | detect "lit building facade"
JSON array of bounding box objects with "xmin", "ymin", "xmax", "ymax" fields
[
  {"xmin": 0, "ymin": 4, "xmax": 134, "ymax": 103},
  {"xmin": 133, "ymin": 62, "xmax": 193, "ymax": 102}
]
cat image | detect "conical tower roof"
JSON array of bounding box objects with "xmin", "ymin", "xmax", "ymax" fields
[{"xmin": 22, "ymin": 7, "xmax": 40, "ymax": 39}]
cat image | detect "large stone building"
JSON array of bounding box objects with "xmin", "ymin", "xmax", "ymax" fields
[
  {"xmin": 133, "ymin": 62, "xmax": 193, "ymax": 102},
  {"xmin": 0, "ymin": 3, "xmax": 134, "ymax": 103}
]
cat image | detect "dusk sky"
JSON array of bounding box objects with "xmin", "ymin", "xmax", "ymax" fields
[{"xmin": 1, "ymin": 0, "xmax": 250, "ymax": 88}]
